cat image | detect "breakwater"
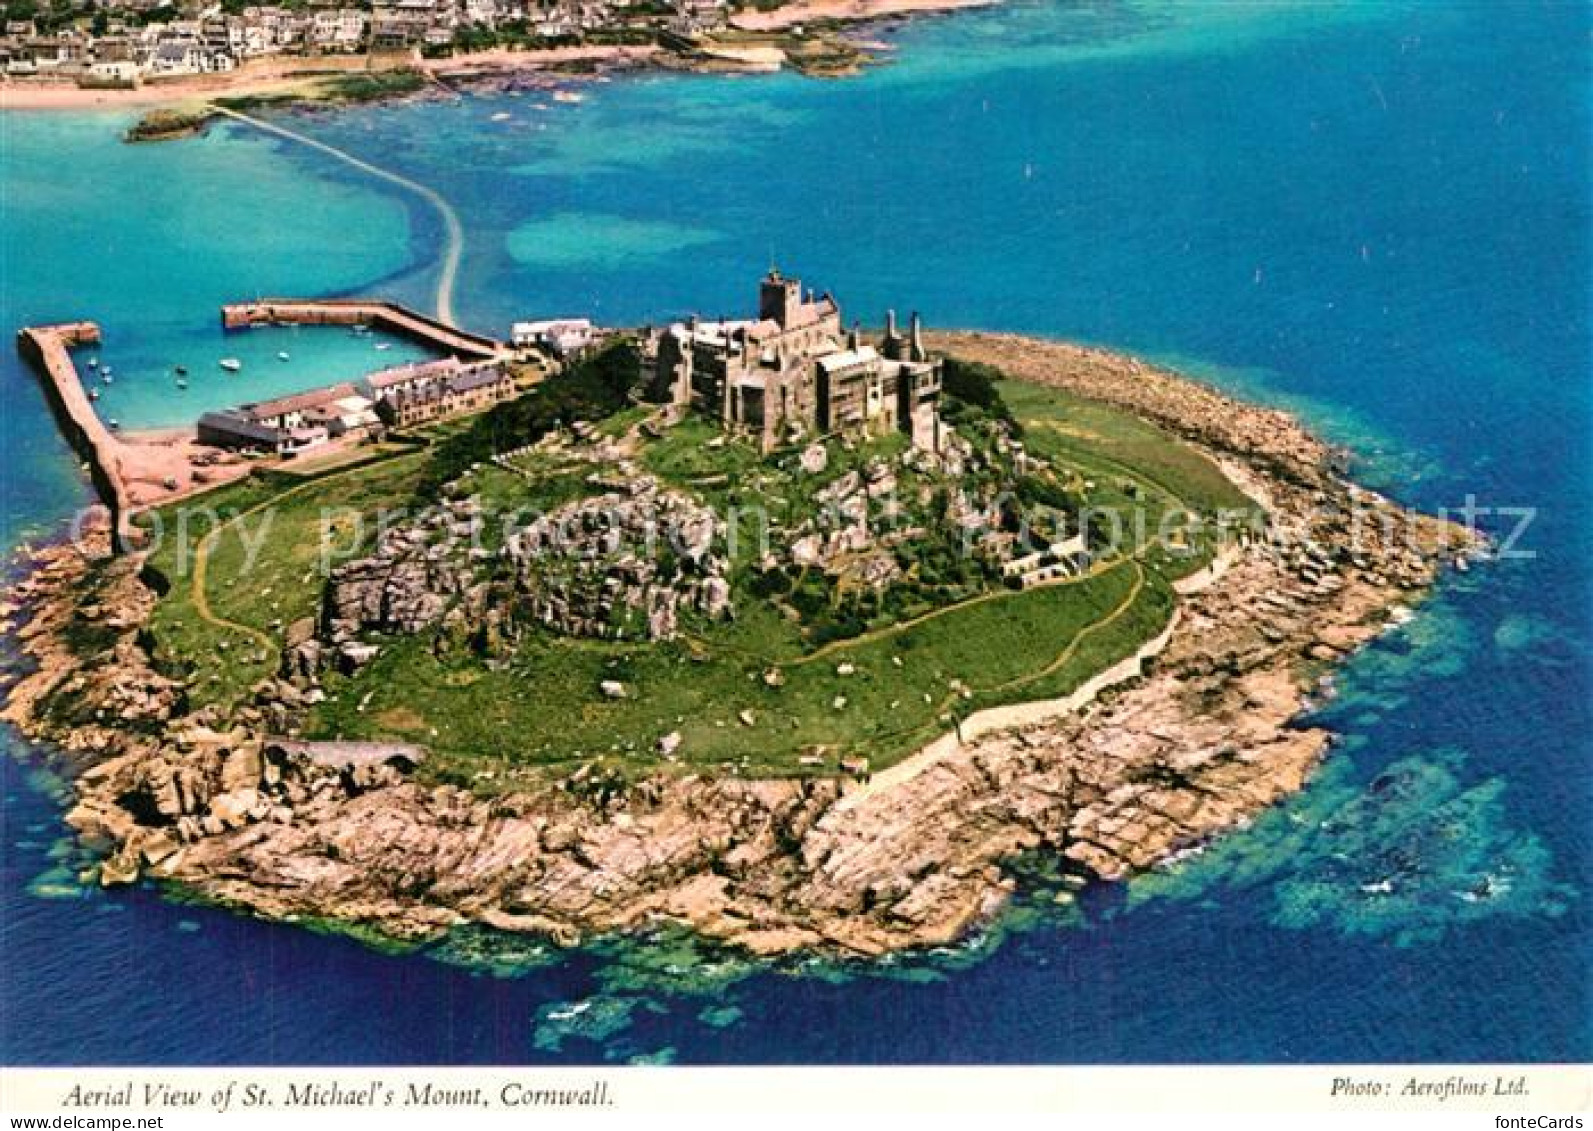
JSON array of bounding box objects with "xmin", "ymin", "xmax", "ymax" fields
[
  {"xmin": 15, "ymin": 322, "xmax": 138, "ymax": 552},
  {"xmin": 220, "ymin": 298, "xmax": 507, "ymax": 361}
]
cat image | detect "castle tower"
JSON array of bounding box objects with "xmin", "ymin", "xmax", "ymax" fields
[
  {"xmin": 883, "ymin": 309, "xmax": 901, "ymax": 360},
  {"xmin": 759, "ymin": 268, "xmax": 803, "ymax": 327}
]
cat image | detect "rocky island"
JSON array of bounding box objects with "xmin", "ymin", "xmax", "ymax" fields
[{"xmin": 2, "ymin": 273, "xmax": 1478, "ymax": 959}]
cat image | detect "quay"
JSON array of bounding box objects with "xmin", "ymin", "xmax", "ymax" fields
[
  {"xmin": 18, "ymin": 299, "xmax": 526, "ymax": 556},
  {"xmin": 15, "ymin": 321, "xmax": 139, "ymax": 551},
  {"xmin": 220, "ymin": 298, "xmax": 511, "ymax": 361}
]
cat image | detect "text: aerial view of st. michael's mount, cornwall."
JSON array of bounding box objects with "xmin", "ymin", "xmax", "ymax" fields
[{"xmin": 0, "ymin": 0, "xmax": 1587, "ymax": 1074}]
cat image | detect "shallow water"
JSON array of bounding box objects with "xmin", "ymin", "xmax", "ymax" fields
[{"xmin": 0, "ymin": 0, "xmax": 1587, "ymax": 1063}]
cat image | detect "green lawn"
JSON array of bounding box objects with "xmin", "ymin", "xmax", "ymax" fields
[
  {"xmin": 305, "ymin": 559, "xmax": 1169, "ymax": 783},
  {"xmin": 1000, "ymin": 378, "xmax": 1259, "ymax": 577},
  {"xmin": 141, "ymin": 451, "xmax": 430, "ymax": 710}
]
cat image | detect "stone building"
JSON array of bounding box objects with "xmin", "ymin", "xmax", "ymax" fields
[
  {"xmin": 198, "ymin": 382, "xmax": 381, "ymax": 454},
  {"xmin": 641, "ymin": 270, "xmax": 943, "ymax": 452},
  {"xmin": 376, "ymin": 362, "xmax": 515, "ymax": 428}
]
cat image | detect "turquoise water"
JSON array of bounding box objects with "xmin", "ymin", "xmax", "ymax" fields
[{"xmin": 1, "ymin": 0, "xmax": 1588, "ymax": 1062}]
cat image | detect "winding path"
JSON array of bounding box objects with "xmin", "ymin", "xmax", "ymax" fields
[
  {"xmin": 189, "ymin": 482, "xmax": 314, "ymax": 660},
  {"xmin": 208, "ymin": 104, "xmax": 464, "ymax": 325}
]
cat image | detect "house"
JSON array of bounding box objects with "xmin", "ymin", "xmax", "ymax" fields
[
  {"xmin": 359, "ymin": 357, "xmax": 463, "ymax": 401},
  {"xmin": 310, "ymin": 391, "xmax": 383, "ymax": 437},
  {"xmin": 199, "ymin": 381, "xmax": 380, "ymax": 453},
  {"xmin": 309, "ymin": 9, "xmax": 368, "ymax": 50},
  {"xmin": 377, "ymin": 362, "xmax": 515, "ymax": 428},
  {"xmin": 510, "ymin": 317, "xmax": 595, "ymax": 357},
  {"xmin": 641, "ymin": 270, "xmax": 944, "ymax": 452},
  {"xmin": 371, "ymin": 0, "xmax": 440, "ymax": 45},
  {"xmin": 86, "ymin": 59, "xmax": 139, "ymax": 83},
  {"xmin": 1000, "ymin": 533, "xmax": 1091, "ymax": 587},
  {"xmin": 197, "ymin": 410, "xmax": 326, "ymax": 455}
]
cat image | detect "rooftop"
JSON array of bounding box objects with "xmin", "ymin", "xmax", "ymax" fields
[{"xmin": 245, "ymin": 381, "xmax": 360, "ymax": 422}]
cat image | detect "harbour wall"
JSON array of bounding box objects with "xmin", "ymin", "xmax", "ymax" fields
[
  {"xmin": 16, "ymin": 322, "xmax": 138, "ymax": 552},
  {"xmin": 221, "ymin": 298, "xmax": 509, "ymax": 361}
]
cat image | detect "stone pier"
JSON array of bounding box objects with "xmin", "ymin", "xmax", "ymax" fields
[
  {"xmin": 220, "ymin": 298, "xmax": 510, "ymax": 361},
  {"xmin": 16, "ymin": 321, "xmax": 139, "ymax": 552}
]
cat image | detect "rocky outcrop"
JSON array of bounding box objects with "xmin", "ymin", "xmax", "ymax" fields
[
  {"xmin": 503, "ymin": 477, "xmax": 732, "ymax": 641},
  {"xmin": 322, "ymin": 495, "xmax": 486, "ymax": 643}
]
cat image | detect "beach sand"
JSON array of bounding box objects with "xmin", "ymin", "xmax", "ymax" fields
[{"xmin": 729, "ymin": 0, "xmax": 997, "ymax": 32}]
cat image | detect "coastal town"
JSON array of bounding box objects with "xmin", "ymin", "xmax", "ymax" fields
[
  {"xmin": 0, "ymin": 0, "xmax": 980, "ymax": 94},
  {"xmin": 0, "ymin": 0, "xmax": 716, "ymax": 82}
]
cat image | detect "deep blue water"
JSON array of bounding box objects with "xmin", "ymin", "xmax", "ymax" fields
[{"xmin": 1, "ymin": 0, "xmax": 1588, "ymax": 1063}]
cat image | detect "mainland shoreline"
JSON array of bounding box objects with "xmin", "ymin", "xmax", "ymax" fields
[{"xmin": 0, "ymin": 0, "xmax": 996, "ymax": 115}]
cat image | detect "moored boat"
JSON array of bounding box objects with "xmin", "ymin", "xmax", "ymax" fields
[{"xmin": 220, "ymin": 358, "xmax": 242, "ymax": 372}]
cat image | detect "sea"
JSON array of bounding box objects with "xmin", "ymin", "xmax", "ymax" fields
[{"xmin": 0, "ymin": 0, "xmax": 1587, "ymax": 1064}]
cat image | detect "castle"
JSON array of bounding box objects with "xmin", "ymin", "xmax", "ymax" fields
[{"xmin": 642, "ymin": 271, "xmax": 943, "ymax": 452}]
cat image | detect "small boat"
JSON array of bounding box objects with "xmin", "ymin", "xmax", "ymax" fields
[
  {"xmin": 277, "ymin": 351, "xmax": 290, "ymax": 361},
  {"xmin": 374, "ymin": 342, "xmax": 392, "ymax": 351},
  {"xmin": 86, "ymin": 358, "xmax": 99, "ymax": 369},
  {"xmin": 88, "ymin": 389, "xmax": 100, "ymax": 401},
  {"xmin": 174, "ymin": 365, "xmax": 188, "ymax": 376},
  {"xmin": 176, "ymin": 379, "xmax": 189, "ymax": 390},
  {"xmin": 491, "ymin": 111, "xmax": 512, "ymax": 122},
  {"xmin": 102, "ymin": 374, "xmax": 113, "ymax": 384},
  {"xmin": 552, "ymin": 90, "xmax": 584, "ymax": 104},
  {"xmin": 101, "ymin": 365, "xmax": 113, "ymax": 376},
  {"xmin": 107, "ymin": 419, "xmax": 120, "ymax": 431},
  {"xmin": 219, "ymin": 358, "xmax": 242, "ymax": 372}
]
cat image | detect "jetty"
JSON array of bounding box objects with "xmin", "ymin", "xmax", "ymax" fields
[
  {"xmin": 15, "ymin": 322, "xmax": 139, "ymax": 551},
  {"xmin": 220, "ymin": 298, "xmax": 510, "ymax": 361}
]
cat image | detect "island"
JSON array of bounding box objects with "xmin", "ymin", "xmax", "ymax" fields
[{"xmin": 2, "ymin": 270, "xmax": 1478, "ymax": 957}]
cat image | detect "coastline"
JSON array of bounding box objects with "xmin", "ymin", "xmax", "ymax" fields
[
  {"xmin": 0, "ymin": 48, "xmax": 658, "ymax": 113},
  {"xmin": 0, "ymin": 0, "xmax": 991, "ymax": 115},
  {"xmin": 0, "ymin": 336, "xmax": 1480, "ymax": 958}
]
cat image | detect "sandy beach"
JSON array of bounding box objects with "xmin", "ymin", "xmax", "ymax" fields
[
  {"xmin": 0, "ymin": 60, "xmax": 373, "ymax": 112},
  {"xmin": 729, "ymin": 0, "xmax": 997, "ymax": 32},
  {"xmin": 0, "ymin": 45, "xmax": 658, "ymax": 112}
]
